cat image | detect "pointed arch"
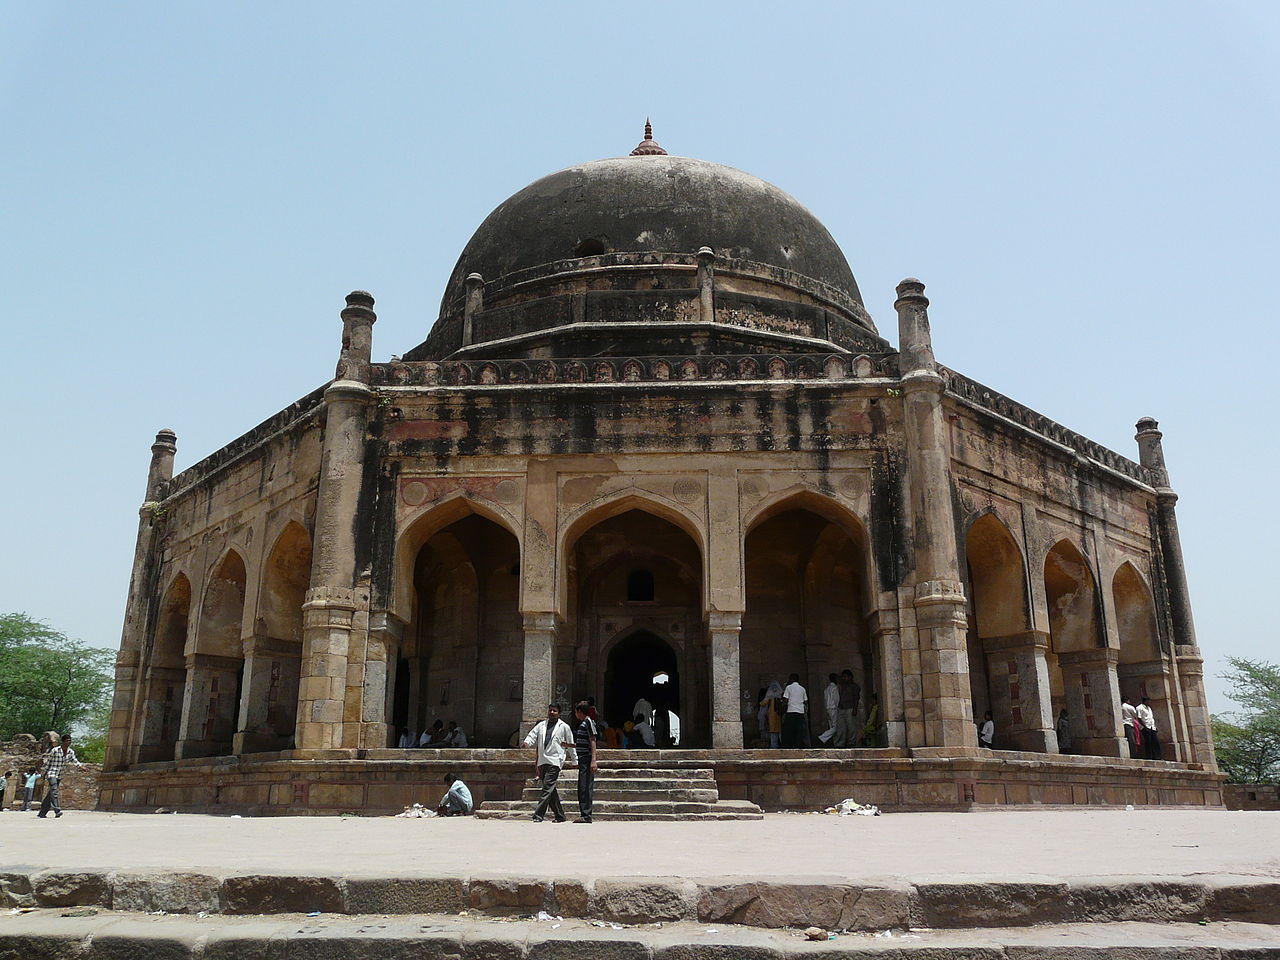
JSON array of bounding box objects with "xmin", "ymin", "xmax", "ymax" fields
[
  {"xmin": 196, "ymin": 549, "xmax": 248, "ymax": 657},
  {"xmin": 135, "ymin": 572, "xmax": 191, "ymax": 762},
  {"xmin": 391, "ymin": 493, "xmax": 522, "ymax": 625},
  {"xmin": 1043, "ymin": 539, "xmax": 1101, "ymax": 653},
  {"xmin": 184, "ymin": 549, "xmax": 248, "ymax": 757},
  {"xmin": 1114, "ymin": 561, "xmax": 1159, "ymax": 664},
  {"xmin": 966, "ymin": 512, "xmax": 1030, "ymax": 640},
  {"xmin": 259, "ymin": 521, "xmax": 311, "ymax": 643}
]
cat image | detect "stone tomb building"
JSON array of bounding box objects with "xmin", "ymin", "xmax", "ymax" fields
[{"xmin": 100, "ymin": 129, "xmax": 1220, "ymax": 813}]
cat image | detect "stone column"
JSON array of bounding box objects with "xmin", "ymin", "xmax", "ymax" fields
[
  {"xmin": 1057, "ymin": 648, "xmax": 1126, "ymax": 757},
  {"xmin": 1135, "ymin": 417, "xmax": 1215, "ymax": 767},
  {"xmin": 981, "ymin": 631, "xmax": 1056, "ymax": 752},
  {"xmin": 295, "ymin": 292, "xmax": 377, "ymax": 752},
  {"xmin": 708, "ymin": 611, "xmax": 744, "ymax": 748},
  {"xmin": 234, "ymin": 635, "xmax": 302, "ymax": 754},
  {"xmin": 107, "ymin": 429, "xmax": 177, "ymax": 770},
  {"xmin": 366, "ymin": 611, "xmax": 405, "ymax": 748},
  {"xmin": 696, "ymin": 246, "xmax": 715, "ymax": 322},
  {"xmin": 895, "ymin": 279, "xmax": 976, "ymax": 749},
  {"xmin": 521, "ymin": 612, "xmax": 559, "ymax": 736},
  {"xmin": 176, "ymin": 653, "xmax": 243, "ymax": 758}
]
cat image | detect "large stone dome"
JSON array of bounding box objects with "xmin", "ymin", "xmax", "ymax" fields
[
  {"xmin": 439, "ymin": 154, "xmax": 864, "ymax": 314},
  {"xmin": 411, "ymin": 139, "xmax": 882, "ymax": 360}
]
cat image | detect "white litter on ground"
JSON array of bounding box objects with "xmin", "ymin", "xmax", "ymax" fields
[
  {"xmin": 823, "ymin": 798, "xmax": 882, "ymax": 816},
  {"xmin": 395, "ymin": 803, "xmax": 438, "ymax": 818}
]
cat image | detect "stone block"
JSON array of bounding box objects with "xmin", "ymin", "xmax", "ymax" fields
[
  {"xmin": 526, "ymin": 930, "xmax": 650, "ymax": 960},
  {"xmin": 697, "ymin": 881, "xmax": 909, "ymax": 931},
  {"xmin": 1208, "ymin": 880, "xmax": 1280, "ymax": 923},
  {"xmin": 309, "ymin": 783, "xmax": 364, "ymax": 808},
  {"xmin": 221, "ymin": 874, "xmax": 346, "ymax": 914},
  {"xmin": 652, "ymin": 941, "xmax": 784, "ymax": 960},
  {"xmin": 0, "ymin": 872, "xmax": 35, "ymax": 908},
  {"xmin": 83, "ymin": 929, "xmax": 197, "ymax": 960},
  {"xmin": 344, "ymin": 876, "xmax": 465, "ymax": 914},
  {"xmin": 591, "ymin": 877, "xmax": 695, "ymax": 923},
  {"xmin": 914, "ymin": 881, "xmax": 1069, "ymax": 927},
  {"xmin": 110, "ymin": 872, "xmax": 221, "ymax": 914},
  {"xmin": 1064, "ymin": 881, "xmax": 1206, "ymax": 922},
  {"xmin": 551, "ymin": 879, "xmax": 590, "ymax": 916},
  {"xmin": 32, "ymin": 871, "xmax": 112, "ymax": 908},
  {"xmin": 467, "ymin": 876, "xmax": 549, "ymax": 914}
]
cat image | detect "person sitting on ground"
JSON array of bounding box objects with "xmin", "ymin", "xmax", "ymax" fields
[
  {"xmin": 604, "ymin": 723, "xmax": 623, "ymax": 749},
  {"xmin": 419, "ymin": 720, "xmax": 445, "ymax": 747},
  {"xmin": 397, "ymin": 727, "xmax": 415, "ymax": 749},
  {"xmin": 632, "ymin": 695, "xmax": 654, "ymax": 727},
  {"xmin": 446, "ymin": 720, "xmax": 468, "ymax": 747},
  {"xmin": 1056, "ymin": 709, "xmax": 1072, "ymax": 754},
  {"xmin": 632, "ymin": 713, "xmax": 655, "ymax": 748},
  {"xmin": 979, "ymin": 710, "xmax": 995, "ymax": 749},
  {"xmin": 437, "ymin": 774, "xmax": 473, "ymax": 816}
]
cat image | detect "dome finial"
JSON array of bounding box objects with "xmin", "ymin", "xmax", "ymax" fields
[{"xmin": 630, "ymin": 118, "xmax": 668, "ymax": 156}]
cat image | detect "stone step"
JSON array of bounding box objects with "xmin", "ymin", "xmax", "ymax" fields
[
  {"xmin": 3, "ymin": 868, "xmax": 1277, "ymax": 931},
  {"xmin": 475, "ymin": 798, "xmax": 764, "ymax": 820},
  {"xmin": 518, "ymin": 786, "xmax": 720, "ymax": 803},
  {"xmin": 3, "ymin": 912, "xmax": 1278, "ymax": 958}
]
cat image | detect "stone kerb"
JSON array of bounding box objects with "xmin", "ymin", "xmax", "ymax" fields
[{"xmin": 4, "ymin": 869, "xmax": 1278, "ymax": 933}]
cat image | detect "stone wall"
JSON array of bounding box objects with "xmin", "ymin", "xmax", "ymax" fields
[{"xmin": 1224, "ymin": 783, "xmax": 1280, "ymax": 811}]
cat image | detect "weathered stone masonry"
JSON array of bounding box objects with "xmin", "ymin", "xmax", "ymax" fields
[{"xmin": 102, "ymin": 129, "xmax": 1217, "ymax": 811}]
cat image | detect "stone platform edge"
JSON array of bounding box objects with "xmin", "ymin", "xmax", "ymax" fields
[
  {"xmin": 4, "ymin": 914, "xmax": 1280, "ymax": 960},
  {"xmin": 2, "ymin": 869, "xmax": 1277, "ymax": 932},
  {"xmin": 97, "ymin": 750, "xmax": 1225, "ymax": 816}
]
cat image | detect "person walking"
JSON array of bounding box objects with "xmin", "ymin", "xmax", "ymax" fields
[
  {"xmin": 1137, "ymin": 697, "xmax": 1162, "ymax": 760},
  {"xmin": 571, "ymin": 700, "xmax": 599, "ymax": 823},
  {"xmin": 0, "ymin": 770, "xmax": 9, "ymax": 811},
  {"xmin": 37, "ymin": 734, "xmax": 83, "ymax": 819},
  {"xmin": 782, "ymin": 673, "xmax": 807, "ymax": 748},
  {"xmin": 834, "ymin": 669, "xmax": 860, "ymax": 748},
  {"xmin": 522, "ymin": 703, "xmax": 575, "ymax": 823},
  {"xmin": 819, "ymin": 674, "xmax": 840, "ymax": 745}
]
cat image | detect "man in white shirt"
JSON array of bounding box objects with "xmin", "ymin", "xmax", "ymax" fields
[
  {"xmin": 437, "ymin": 773, "xmax": 473, "ymax": 816},
  {"xmin": 782, "ymin": 673, "xmax": 807, "ymax": 748},
  {"xmin": 522, "ymin": 703, "xmax": 575, "ymax": 823},
  {"xmin": 819, "ymin": 673, "xmax": 840, "ymax": 744},
  {"xmin": 444, "ymin": 721, "xmax": 468, "ymax": 748},
  {"xmin": 1136, "ymin": 697, "xmax": 1161, "ymax": 760},
  {"xmin": 1121, "ymin": 696, "xmax": 1140, "ymax": 758}
]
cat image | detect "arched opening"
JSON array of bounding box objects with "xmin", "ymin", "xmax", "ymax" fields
[
  {"xmin": 570, "ymin": 508, "xmax": 704, "ymax": 746},
  {"xmin": 187, "ymin": 551, "xmax": 248, "ymax": 757},
  {"xmin": 1114, "ymin": 562, "xmax": 1172, "ymax": 759},
  {"xmin": 136, "ymin": 574, "xmax": 190, "ymax": 762},
  {"xmin": 240, "ymin": 523, "xmax": 310, "ymax": 751},
  {"xmin": 964, "ymin": 514, "xmax": 1038, "ymax": 751},
  {"xmin": 1043, "ymin": 540, "xmax": 1108, "ymax": 756},
  {"xmin": 405, "ymin": 513, "xmax": 520, "ymax": 747},
  {"xmin": 604, "ymin": 630, "xmax": 681, "ymax": 746},
  {"xmin": 574, "ymin": 237, "xmax": 606, "ymax": 257},
  {"xmin": 742, "ymin": 503, "xmax": 873, "ymax": 748}
]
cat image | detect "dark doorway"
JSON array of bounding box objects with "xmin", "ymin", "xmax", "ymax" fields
[
  {"xmin": 391, "ymin": 658, "xmax": 410, "ymax": 744},
  {"xmin": 604, "ymin": 630, "xmax": 680, "ymax": 747}
]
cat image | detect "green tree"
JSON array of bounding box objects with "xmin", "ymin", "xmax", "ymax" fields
[
  {"xmin": 1211, "ymin": 657, "xmax": 1280, "ymax": 784},
  {"xmin": 0, "ymin": 612, "xmax": 115, "ymax": 741}
]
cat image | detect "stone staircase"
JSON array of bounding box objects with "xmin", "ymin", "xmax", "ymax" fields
[{"xmin": 474, "ymin": 764, "xmax": 763, "ymax": 821}]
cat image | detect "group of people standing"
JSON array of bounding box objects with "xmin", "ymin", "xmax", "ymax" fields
[
  {"xmin": 1122, "ymin": 695, "xmax": 1163, "ymax": 760},
  {"xmin": 523, "ymin": 700, "xmax": 599, "ymax": 823},
  {"xmin": 756, "ymin": 670, "xmax": 878, "ymax": 748}
]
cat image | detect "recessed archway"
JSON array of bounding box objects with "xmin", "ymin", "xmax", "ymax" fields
[
  {"xmin": 186, "ymin": 550, "xmax": 248, "ymax": 757},
  {"xmin": 1043, "ymin": 539, "xmax": 1112, "ymax": 757},
  {"xmin": 742, "ymin": 498, "xmax": 873, "ymax": 748},
  {"xmin": 570, "ymin": 507, "xmax": 705, "ymax": 746},
  {"xmin": 1114, "ymin": 561, "xmax": 1173, "ymax": 759},
  {"xmin": 403, "ymin": 512, "xmax": 521, "ymax": 747},
  {"xmin": 604, "ymin": 629, "xmax": 681, "ymax": 746},
  {"xmin": 136, "ymin": 573, "xmax": 190, "ymax": 762}
]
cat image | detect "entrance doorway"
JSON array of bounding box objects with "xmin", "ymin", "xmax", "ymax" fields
[{"xmin": 605, "ymin": 630, "xmax": 680, "ymax": 747}]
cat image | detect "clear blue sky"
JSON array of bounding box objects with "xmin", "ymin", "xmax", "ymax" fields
[{"xmin": 2, "ymin": 2, "xmax": 1276, "ymax": 714}]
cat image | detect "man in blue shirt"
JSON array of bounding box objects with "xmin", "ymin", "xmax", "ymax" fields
[{"xmin": 437, "ymin": 773, "xmax": 473, "ymax": 816}]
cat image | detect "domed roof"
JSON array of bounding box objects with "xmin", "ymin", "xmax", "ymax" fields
[{"xmin": 439, "ymin": 152, "xmax": 864, "ymax": 316}]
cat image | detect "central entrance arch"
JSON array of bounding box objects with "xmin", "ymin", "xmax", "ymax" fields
[{"xmin": 604, "ymin": 629, "xmax": 681, "ymax": 746}]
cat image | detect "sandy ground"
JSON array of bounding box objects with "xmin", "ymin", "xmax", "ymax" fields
[{"xmin": 2, "ymin": 808, "xmax": 1277, "ymax": 883}]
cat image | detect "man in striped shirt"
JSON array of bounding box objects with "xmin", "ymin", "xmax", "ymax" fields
[{"xmin": 37, "ymin": 734, "xmax": 83, "ymax": 819}]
